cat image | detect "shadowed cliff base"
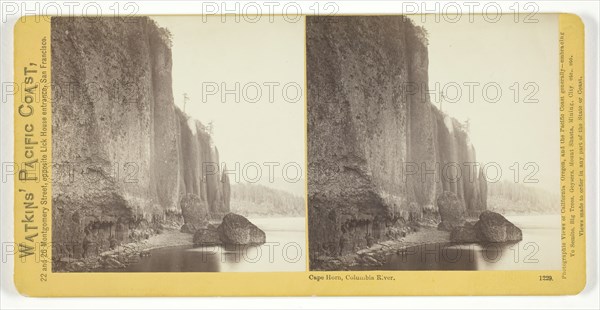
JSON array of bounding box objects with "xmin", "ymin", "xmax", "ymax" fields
[{"xmin": 305, "ymin": 16, "xmax": 525, "ymax": 270}]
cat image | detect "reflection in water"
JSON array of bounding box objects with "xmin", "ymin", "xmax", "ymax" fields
[
  {"xmin": 123, "ymin": 245, "xmax": 221, "ymax": 272},
  {"xmin": 383, "ymin": 242, "xmax": 522, "ymax": 271},
  {"xmin": 382, "ymin": 215, "xmax": 561, "ymax": 271},
  {"xmin": 120, "ymin": 217, "xmax": 306, "ymax": 272}
]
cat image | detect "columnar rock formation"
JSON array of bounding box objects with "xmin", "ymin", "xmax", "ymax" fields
[
  {"xmin": 307, "ymin": 16, "xmax": 488, "ymax": 259},
  {"xmin": 51, "ymin": 17, "xmax": 230, "ymax": 262}
]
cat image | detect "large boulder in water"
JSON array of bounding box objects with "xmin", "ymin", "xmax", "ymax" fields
[
  {"xmin": 217, "ymin": 213, "xmax": 266, "ymax": 245},
  {"xmin": 180, "ymin": 193, "xmax": 209, "ymax": 233},
  {"xmin": 436, "ymin": 191, "xmax": 466, "ymax": 231},
  {"xmin": 475, "ymin": 211, "xmax": 522, "ymax": 242},
  {"xmin": 193, "ymin": 224, "xmax": 221, "ymax": 246},
  {"xmin": 450, "ymin": 211, "xmax": 522, "ymax": 243}
]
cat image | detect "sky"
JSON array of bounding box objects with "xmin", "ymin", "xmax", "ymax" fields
[
  {"xmin": 411, "ymin": 15, "xmax": 559, "ymax": 192},
  {"xmin": 152, "ymin": 16, "xmax": 305, "ymax": 193},
  {"xmin": 152, "ymin": 15, "xmax": 559, "ymax": 194}
]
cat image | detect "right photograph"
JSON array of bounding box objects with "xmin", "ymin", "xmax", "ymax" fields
[{"xmin": 307, "ymin": 15, "xmax": 561, "ymax": 271}]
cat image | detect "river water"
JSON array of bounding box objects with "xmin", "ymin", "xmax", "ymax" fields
[
  {"xmin": 117, "ymin": 215, "xmax": 559, "ymax": 272},
  {"xmin": 120, "ymin": 217, "xmax": 306, "ymax": 272},
  {"xmin": 382, "ymin": 214, "xmax": 562, "ymax": 271}
]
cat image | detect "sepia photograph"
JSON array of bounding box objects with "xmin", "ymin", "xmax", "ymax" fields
[
  {"xmin": 50, "ymin": 16, "xmax": 306, "ymax": 272},
  {"xmin": 4, "ymin": 0, "xmax": 594, "ymax": 301},
  {"xmin": 4, "ymin": 0, "xmax": 594, "ymax": 302},
  {"xmin": 307, "ymin": 15, "xmax": 561, "ymax": 271}
]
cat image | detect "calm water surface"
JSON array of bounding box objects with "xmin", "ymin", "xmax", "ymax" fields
[
  {"xmin": 121, "ymin": 217, "xmax": 306, "ymax": 272},
  {"xmin": 116, "ymin": 215, "xmax": 559, "ymax": 272},
  {"xmin": 382, "ymin": 214, "xmax": 561, "ymax": 271}
]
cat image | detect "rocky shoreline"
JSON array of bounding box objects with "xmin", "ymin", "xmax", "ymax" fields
[
  {"xmin": 55, "ymin": 229, "xmax": 194, "ymax": 272},
  {"xmin": 310, "ymin": 224, "xmax": 450, "ymax": 271},
  {"xmin": 311, "ymin": 210, "xmax": 523, "ymax": 271},
  {"xmin": 55, "ymin": 212, "xmax": 268, "ymax": 272}
]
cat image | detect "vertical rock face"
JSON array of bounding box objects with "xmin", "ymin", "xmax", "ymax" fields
[
  {"xmin": 433, "ymin": 109, "xmax": 488, "ymax": 216},
  {"xmin": 307, "ymin": 16, "xmax": 487, "ymax": 259},
  {"xmin": 221, "ymin": 168, "xmax": 231, "ymax": 213},
  {"xmin": 308, "ymin": 16, "xmax": 412, "ymax": 258},
  {"xmin": 477, "ymin": 168, "xmax": 488, "ymax": 212},
  {"xmin": 436, "ymin": 191, "xmax": 466, "ymax": 231},
  {"xmin": 51, "ymin": 17, "xmax": 230, "ymax": 262},
  {"xmin": 179, "ymin": 193, "xmax": 210, "ymax": 233}
]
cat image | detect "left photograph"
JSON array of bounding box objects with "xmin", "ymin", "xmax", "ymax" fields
[{"xmin": 51, "ymin": 16, "xmax": 306, "ymax": 272}]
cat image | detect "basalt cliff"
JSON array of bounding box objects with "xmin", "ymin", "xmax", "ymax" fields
[
  {"xmin": 307, "ymin": 16, "xmax": 488, "ymax": 261},
  {"xmin": 51, "ymin": 17, "xmax": 230, "ymax": 264}
]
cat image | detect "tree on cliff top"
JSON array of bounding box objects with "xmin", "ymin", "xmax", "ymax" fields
[
  {"xmin": 148, "ymin": 17, "xmax": 173, "ymax": 47},
  {"xmin": 414, "ymin": 25, "xmax": 429, "ymax": 46}
]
